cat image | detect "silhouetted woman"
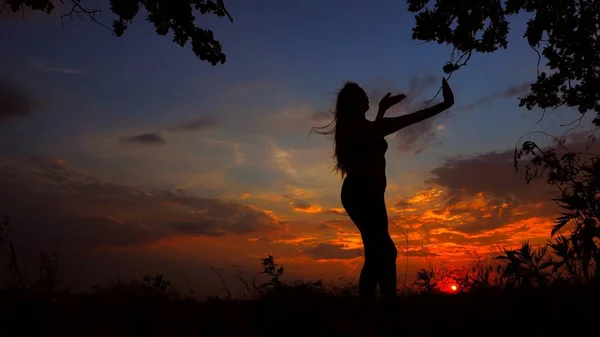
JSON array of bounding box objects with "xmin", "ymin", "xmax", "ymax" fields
[{"xmin": 312, "ymin": 78, "xmax": 454, "ymax": 309}]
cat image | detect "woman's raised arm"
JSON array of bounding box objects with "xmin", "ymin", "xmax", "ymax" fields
[{"xmin": 371, "ymin": 78, "xmax": 454, "ymax": 138}]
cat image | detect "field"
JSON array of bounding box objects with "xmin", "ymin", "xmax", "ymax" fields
[{"xmin": 1, "ymin": 277, "xmax": 598, "ymax": 337}]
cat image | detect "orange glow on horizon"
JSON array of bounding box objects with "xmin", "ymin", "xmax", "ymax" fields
[{"xmin": 94, "ymin": 184, "xmax": 560, "ymax": 289}]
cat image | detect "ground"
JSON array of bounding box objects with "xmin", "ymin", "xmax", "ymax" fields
[{"xmin": 1, "ymin": 285, "xmax": 598, "ymax": 337}]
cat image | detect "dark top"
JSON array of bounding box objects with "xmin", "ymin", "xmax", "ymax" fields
[{"xmin": 345, "ymin": 124, "xmax": 388, "ymax": 188}]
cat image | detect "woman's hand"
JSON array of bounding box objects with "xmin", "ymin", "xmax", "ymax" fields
[
  {"xmin": 442, "ymin": 78, "xmax": 454, "ymax": 106},
  {"xmin": 378, "ymin": 92, "xmax": 407, "ymax": 114}
]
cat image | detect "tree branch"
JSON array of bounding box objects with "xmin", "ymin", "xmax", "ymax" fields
[
  {"xmin": 425, "ymin": 49, "xmax": 472, "ymax": 107},
  {"xmin": 60, "ymin": 0, "xmax": 113, "ymax": 34},
  {"xmin": 561, "ymin": 113, "xmax": 586, "ymax": 127}
]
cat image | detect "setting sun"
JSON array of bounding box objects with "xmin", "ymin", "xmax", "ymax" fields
[{"xmin": 450, "ymin": 285, "xmax": 458, "ymax": 292}]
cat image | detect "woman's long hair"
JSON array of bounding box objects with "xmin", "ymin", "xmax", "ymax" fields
[{"xmin": 310, "ymin": 82, "xmax": 364, "ymax": 179}]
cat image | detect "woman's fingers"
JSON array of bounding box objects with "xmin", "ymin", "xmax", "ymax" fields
[
  {"xmin": 441, "ymin": 79, "xmax": 454, "ymax": 105},
  {"xmin": 393, "ymin": 94, "xmax": 406, "ymax": 103}
]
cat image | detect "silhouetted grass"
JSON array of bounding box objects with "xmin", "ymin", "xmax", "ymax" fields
[
  {"xmin": 1, "ymin": 273, "xmax": 598, "ymax": 337},
  {"xmin": 1, "ymin": 249, "xmax": 599, "ymax": 337}
]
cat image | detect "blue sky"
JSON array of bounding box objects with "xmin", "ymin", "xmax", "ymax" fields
[{"xmin": 0, "ymin": 0, "xmax": 594, "ymax": 292}]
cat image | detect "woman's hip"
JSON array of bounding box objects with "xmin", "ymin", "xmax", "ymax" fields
[
  {"xmin": 341, "ymin": 175, "xmax": 387, "ymax": 224},
  {"xmin": 341, "ymin": 175, "xmax": 386, "ymax": 200}
]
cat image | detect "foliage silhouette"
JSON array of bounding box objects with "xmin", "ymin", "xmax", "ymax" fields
[
  {"xmin": 493, "ymin": 241, "xmax": 553, "ymax": 290},
  {"xmin": 407, "ymin": 0, "xmax": 600, "ymax": 126},
  {"xmin": 515, "ymin": 132, "xmax": 600, "ymax": 282},
  {"xmin": 413, "ymin": 266, "xmax": 437, "ymax": 295},
  {"xmin": 0, "ymin": 215, "xmax": 26, "ymax": 290},
  {"xmin": 1, "ymin": 0, "xmax": 233, "ymax": 65}
]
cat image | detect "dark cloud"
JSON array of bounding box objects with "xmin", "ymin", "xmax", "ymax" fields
[
  {"xmin": 428, "ymin": 231, "xmax": 514, "ymax": 248},
  {"xmin": 427, "ymin": 150, "xmax": 546, "ymax": 199},
  {"xmin": 403, "ymin": 249, "xmax": 439, "ymax": 257},
  {"xmin": 0, "ymin": 157, "xmax": 284, "ymax": 253},
  {"xmin": 304, "ymin": 243, "xmax": 438, "ymax": 260},
  {"xmin": 284, "ymin": 195, "xmax": 313, "ymax": 211},
  {"xmin": 317, "ymin": 220, "xmax": 354, "ymax": 231},
  {"xmin": 391, "ymin": 75, "xmax": 445, "ymax": 154},
  {"xmin": 119, "ymin": 133, "xmax": 166, "ymax": 145},
  {"xmin": 394, "ymin": 201, "xmax": 412, "ymax": 209},
  {"xmin": 424, "ymin": 149, "xmax": 555, "ymax": 234},
  {"xmin": 422, "ymin": 134, "xmax": 600, "ymax": 235},
  {"xmin": 169, "ymin": 116, "xmax": 218, "ymax": 132},
  {"xmin": 0, "ymin": 80, "xmax": 33, "ymax": 123},
  {"xmin": 303, "ymin": 243, "xmax": 361, "ymax": 260},
  {"xmin": 453, "ymin": 82, "xmax": 531, "ymax": 113},
  {"xmin": 118, "ymin": 116, "xmax": 218, "ymax": 144},
  {"xmin": 500, "ymin": 83, "xmax": 531, "ymax": 98},
  {"xmin": 453, "ymin": 97, "xmax": 492, "ymax": 113},
  {"xmin": 325, "ymin": 209, "xmax": 346, "ymax": 216},
  {"xmin": 283, "ymin": 195, "xmax": 344, "ymax": 215}
]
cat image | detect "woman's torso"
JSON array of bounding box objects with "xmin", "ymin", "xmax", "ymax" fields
[{"xmin": 344, "ymin": 125, "xmax": 388, "ymax": 189}]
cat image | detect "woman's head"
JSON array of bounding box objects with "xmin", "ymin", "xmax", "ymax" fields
[
  {"xmin": 310, "ymin": 81, "xmax": 370, "ymax": 178},
  {"xmin": 335, "ymin": 82, "xmax": 370, "ymax": 120}
]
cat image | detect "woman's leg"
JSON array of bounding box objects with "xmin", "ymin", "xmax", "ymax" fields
[
  {"xmin": 357, "ymin": 218, "xmax": 397, "ymax": 308},
  {"xmin": 375, "ymin": 196, "xmax": 398, "ymax": 304},
  {"xmin": 377, "ymin": 233, "xmax": 398, "ymax": 305},
  {"xmin": 341, "ymin": 177, "xmax": 378, "ymax": 304},
  {"xmin": 342, "ymin": 177, "xmax": 396, "ymax": 305}
]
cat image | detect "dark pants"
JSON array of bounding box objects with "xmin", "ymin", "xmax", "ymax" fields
[{"xmin": 341, "ymin": 175, "xmax": 397, "ymax": 306}]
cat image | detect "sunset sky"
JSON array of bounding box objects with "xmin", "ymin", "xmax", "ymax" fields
[{"xmin": 1, "ymin": 0, "xmax": 596, "ymax": 295}]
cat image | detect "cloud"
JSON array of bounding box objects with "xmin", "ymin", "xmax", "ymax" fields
[
  {"xmin": 118, "ymin": 116, "xmax": 218, "ymax": 145},
  {"xmin": 303, "ymin": 243, "xmax": 361, "ymax": 260},
  {"xmin": 391, "ymin": 75, "xmax": 448, "ymax": 154},
  {"xmin": 422, "ymin": 149, "xmax": 556, "ymax": 234},
  {"xmin": 0, "ymin": 80, "xmax": 33, "ymax": 123},
  {"xmin": 119, "ymin": 133, "xmax": 166, "ymax": 145},
  {"xmin": 427, "ymin": 150, "xmax": 552, "ymax": 202},
  {"xmin": 283, "ymin": 195, "xmax": 347, "ymax": 216},
  {"xmin": 325, "ymin": 208, "xmax": 346, "ymax": 216},
  {"xmin": 29, "ymin": 59, "xmax": 83, "ymax": 75},
  {"xmin": 270, "ymin": 143, "xmax": 298, "ymax": 178},
  {"xmin": 394, "ymin": 188, "xmax": 444, "ymax": 210},
  {"xmin": 168, "ymin": 116, "xmax": 218, "ymax": 132},
  {"xmin": 0, "ymin": 157, "xmax": 285, "ymax": 252},
  {"xmin": 404, "ymin": 249, "xmax": 439, "ymax": 257},
  {"xmin": 453, "ymin": 82, "xmax": 531, "ymax": 113},
  {"xmin": 500, "ymin": 83, "xmax": 531, "ymax": 98},
  {"xmin": 427, "ymin": 229, "xmax": 514, "ymax": 248},
  {"xmin": 385, "ymin": 134, "xmax": 600, "ymax": 251},
  {"xmin": 284, "ymin": 195, "xmax": 322, "ymax": 213}
]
